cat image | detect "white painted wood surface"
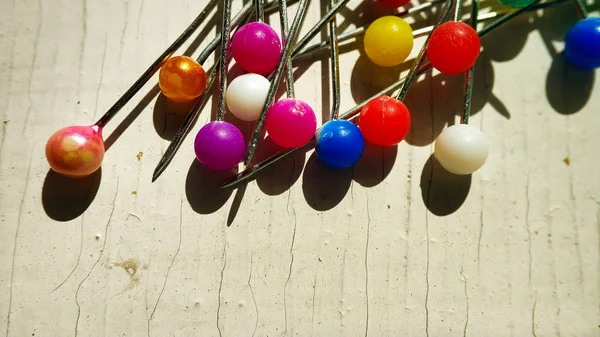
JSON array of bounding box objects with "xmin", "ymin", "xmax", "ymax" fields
[{"xmin": 1, "ymin": 0, "xmax": 599, "ymax": 336}]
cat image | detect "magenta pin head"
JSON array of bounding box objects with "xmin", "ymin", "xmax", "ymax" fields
[
  {"xmin": 265, "ymin": 98, "xmax": 317, "ymax": 149},
  {"xmin": 194, "ymin": 121, "xmax": 246, "ymax": 171},
  {"xmin": 231, "ymin": 22, "xmax": 282, "ymax": 76}
]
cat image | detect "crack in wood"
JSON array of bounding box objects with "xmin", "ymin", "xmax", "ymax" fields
[
  {"xmin": 364, "ymin": 194, "xmax": 370, "ymax": 337},
  {"xmin": 147, "ymin": 197, "xmax": 184, "ymax": 337},
  {"xmin": 5, "ymin": 150, "xmax": 34, "ymax": 337},
  {"xmin": 248, "ymin": 255, "xmax": 258, "ymax": 337},
  {"xmin": 216, "ymin": 241, "xmax": 227, "ymax": 337},
  {"xmin": 283, "ymin": 207, "xmax": 297, "ymax": 337},
  {"xmin": 461, "ymin": 267, "xmax": 469, "ymax": 337},
  {"xmin": 52, "ymin": 213, "xmax": 86, "ymax": 293},
  {"xmin": 20, "ymin": 0, "xmax": 42, "ymax": 135},
  {"xmin": 73, "ymin": 180, "xmax": 118, "ymax": 337}
]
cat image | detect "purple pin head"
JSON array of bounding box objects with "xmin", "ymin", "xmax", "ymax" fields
[{"xmin": 194, "ymin": 121, "xmax": 246, "ymax": 171}]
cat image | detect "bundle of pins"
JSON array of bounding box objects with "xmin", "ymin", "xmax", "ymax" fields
[{"xmin": 44, "ymin": 0, "xmax": 599, "ymax": 196}]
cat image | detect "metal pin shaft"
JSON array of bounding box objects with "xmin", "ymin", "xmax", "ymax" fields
[
  {"xmin": 151, "ymin": 0, "xmax": 295, "ymax": 182},
  {"xmin": 216, "ymin": 0, "xmax": 233, "ymax": 121},
  {"xmin": 256, "ymin": 0, "xmax": 265, "ymax": 22},
  {"xmin": 461, "ymin": 0, "xmax": 478, "ymax": 124},
  {"xmin": 329, "ymin": 0, "xmax": 341, "ymax": 120},
  {"xmin": 94, "ymin": 0, "xmax": 220, "ymax": 128},
  {"xmin": 279, "ymin": 0, "xmax": 296, "ymax": 97},
  {"xmin": 244, "ymin": 0, "xmax": 311, "ymax": 166},
  {"xmin": 222, "ymin": 1, "xmax": 556, "ymax": 188},
  {"xmin": 396, "ymin": 0, "xmax": 454, "ymax": 101}
]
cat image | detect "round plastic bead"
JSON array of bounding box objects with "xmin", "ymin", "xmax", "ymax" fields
[
  {"xmin": 358, "ymin": 95, "xmax": 411, "ymax": 147},
  {"xmin": 364, "ymin": 16, "xmax": 414, "ymax": 67},
  {"xmin": 194, "ymin": 121, "xmax": 246, "ymax": 171},
  {"xmin": 497, "ymin": 0, "xmax": 536, "ymax": 8},
  {"xmin": 158, "ymin": 56, "xmax": 207, "ymax": 102},
  {"xmin": 225, "ymin": 73, "xmax": 271, "ymax": 121},
  {"xmin": 265, "ymin": 98, "xmax": 317, "ymax": 149},
  {"xmin": 434, "ymin": 124, "xmax": 488, "ymax": 175},
  {"xmin": 564, "ymin": 17, "xmax": 600, "ymax": 70},
  {"xmin": 45, "ymin": 125, "xmax": 105, "ymax": 178},
  {"xmin": 231, "ymin": 22, "xmax": 282, "ymax": 76},
  {"xmin": 427, "ymin": 21, "xmax": 481, "ymax": 75},
  {"xmin": 315, "ymin": 120, "xmax": 365, "ymax": 169},
  {"xmin": 377, "ymin": 0, "xmax": 411, "ymax": 8}
]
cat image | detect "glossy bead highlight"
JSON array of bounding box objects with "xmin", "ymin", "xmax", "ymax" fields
[
  {"xmin": 315, "ymin": 120, "xmax": 365, "ymax": 169},
  {"xmin": 427, "ymin": 21, "xmax": 481, "ymax": 74},
  {"xmin": 565, "ymin": 17, "xmax": 600, "ymax": 70},
  {"xmin": 265, "ymin": 98, "xmax": 317, "ymax": 149},
  {"xmin": 364, "ymin": 16, "xmax": 414, "ymax": 67},
  {"xmin": 194, "ymin": 121, "xmax": 246, "ymax": 171},
  {"xmin": 226, "ymin": 73, "xmax": 271, "ymax": 122},
  {"xmin": 434, "ymin": 124, "xmax": 488, "ymax": 175},
  {"xmin": 158, "ymin": 56, "xmax": 207, "ymax": 102},
  {"xmin": 45, "ymin": 125, "xmax": 105, "ymax": 178},
  {"xmin": 231, "ymin": 22, "xmax": 282, "ymax": 76},
  {"xmin": 358, "ymin": 95, "xmax": 411, "ymax": 147}
]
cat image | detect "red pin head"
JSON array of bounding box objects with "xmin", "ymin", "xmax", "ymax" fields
[
  {"xmin": 427, "ymin": 21, "xmax": 481, "ymax": 75},
  {"xmin": 377, "ymin": 0, "xmax": 411, "ymax": 8},
  {"xmin": 358, "ymin": 95, "xmax": 411, "ymax": 147}
]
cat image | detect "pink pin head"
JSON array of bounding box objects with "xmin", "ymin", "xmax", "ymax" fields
[
  {"xmin": 265, "ymin": 98, "xmax": 317, "ymax": 149},
  {"xmin": 230, "ymin": 22, "xmax": 282, "ymax": 76}
]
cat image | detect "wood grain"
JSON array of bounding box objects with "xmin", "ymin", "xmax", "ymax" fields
[{"xmin": 0, "ymin": 0, "xmax": 598, "ymax": 336}]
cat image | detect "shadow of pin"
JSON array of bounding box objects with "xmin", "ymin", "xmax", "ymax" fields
[
  {"xmin": 226, "ymin": 182, "xmax": 247, "ymax": 227},
  {"xmin": 255, "ymin": 136, "xmax": 306, "ymax": 196},
  {"xmin": 420, "ymin": 154, "xmax": 471, "ymax": 216},
  {"xmin": 42, "ymin": 168, "xmax": 102, "ymax": 221},
  {"xmin": 352, "ymin": 141, "xmax": 397, "ymax": 187},
  {"xmin": 480, "ymin": 13, "xmax": 532, "ymax": 63},
  {"xmin": 153, "ymin": 93, "xmax": 198, "ymax": 141},
  {"xmin": 185, "ymin": 159, "xmax": 236, "ymax": 215},
  {"xmin": 302, "ymin": 152, "xmax": 352, "ymax": 211},
  {"xmin": 350, "ymin": 51, "xmax": 410, "ymax": 105},
  {"xmin": 546, "ymin": 51, "xmax": 595, "ymax": 115},
  {"xmin": 104, "ymin": 85, "xmax": 161, "ymax": 151},
  {"xmin": 402, "ymin": 70, "xmax": 455, "ymax": 147}
]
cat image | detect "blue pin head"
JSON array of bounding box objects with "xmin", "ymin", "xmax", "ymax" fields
[
  {"xmin": 565, "ymin": 17, "xmax": 600, "ymax": 70},
  {"xmin": 315, "ymin": 120, "xmax": 365, "ymax": 169}
]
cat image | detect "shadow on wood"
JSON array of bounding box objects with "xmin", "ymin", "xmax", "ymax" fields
[
  {"xmin": 104, "ymin": 85, "xmax": 161, "ymax": 151},
  {"xmin": 227, "ymin": 182, "xmax": 247, "ymax": 227},
  {"xmin": 42, "ymin": 168, "xmax": 102, "ymax": 221},
  {"xmin": 352, "ymin": 140, "xmax": 397, "ymax": 187},
  {"xmin": 152, "ymin": 93, "xmax": 197, "ymax": 141},
  {"xmin": 302, "ymin": 152, "xmax": 352, "ymax": 211},
  {"xmin": 545, "ymin": 51, "xmax": 595, "ymax": 115},
  {"xmin": 420, "ymin": 154, "xmax": 471, "ymax": 216},
  {"xmin": 185, "ymin": 159, "xmax": 235, "ymax": 214},
  {"xmin": 254, "ymin": 137, "xmax": 306, "ymax": 196}
]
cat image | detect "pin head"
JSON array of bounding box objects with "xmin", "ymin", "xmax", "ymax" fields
[
  {"xmin": 194, "ymin": 121, "xmax": 246, "ymax": 171},
  {"xmin": 377, "ymin": 0, "xmax": 411, "ymax": 8},
  {"xmin": 565, "ymin": 17, "xmax": 600, "ymax": 70},
  {"xmin": 496, "ymin": 0, "xmax": 536, "ymax": 8},
  {"xmin": 45, "ymin": 125, "xmax": 105, "ymax": 178},
  {"xmin": 265, "ymin": 98, "xmax": 317, "ymax": 149},
  {"xmin": 427, "ymin": 21, "xmax": 481, "ymax": 75},
  {"xmin": 158, "ymin": 56, "xmax": 207, "ymax": 102},
  {"xmin": 434, "ymin": 124, "xmax": 488, "ymax": 175},
  {"xmin": 358, "ymin": 95, "xmax": 410, "ymax": 147},
  {"xmin": 315, "ymin": 120, "xmax": 365, "ymax": 169},
  {"xmin": 225, "ymin": 73, "xmax": 271, "ymax": 122},
  {"xmin": 231, "ymin": 22, "xmax": 283, "ymax": 76},
  {"xmin": 363, "ymin": 16, "xmax": 414, "ymax": 67}
]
